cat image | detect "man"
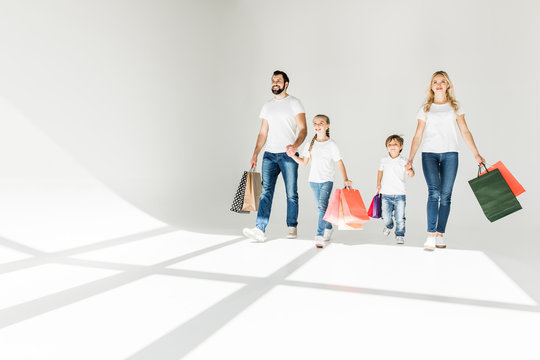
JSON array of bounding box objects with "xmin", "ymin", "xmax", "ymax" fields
[{"xmin": 243, "ymin": 70, "xmax": 307, "ymax": 242}]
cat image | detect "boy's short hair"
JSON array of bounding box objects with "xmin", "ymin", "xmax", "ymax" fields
[{"xmin": 385, "ymin": 134, "xmax": 404, "ymax": 153}]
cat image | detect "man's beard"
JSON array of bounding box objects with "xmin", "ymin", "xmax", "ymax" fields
[{"xmin": 272, "ymin": 86, "xmax": 284, "ymax": 95}]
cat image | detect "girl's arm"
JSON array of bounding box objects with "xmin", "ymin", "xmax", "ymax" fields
[
  {"xmin": 288, "ymin": 151, "xmax": 310, "ymax": 166},
  {"xmin": 456, "ymin": 115, "xmax": 485, "ymax": 164},
  {"xmin": 337, "ymin": 160, "xmax": 352, "ymax": 187},
  {"xmin": 376, "ymin": 170, "xmax": 383, "ymax": 192},
  {"xmin": 406, "ymin": 119, "xmax": 426, "ymax": 170}
]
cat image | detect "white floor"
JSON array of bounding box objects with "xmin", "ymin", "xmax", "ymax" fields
[
  {"xmin": 0, "ymin": 97, "xmax": 538, "ymax": 359},
  {"xmin": 1, "ymin": 229, "xmax": 539, "ymax": 360}
]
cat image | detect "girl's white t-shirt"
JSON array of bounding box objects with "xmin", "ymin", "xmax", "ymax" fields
[
  {"xmin": 416, "ymin": 103, "xmax": 464, "ymax": 153},
  {"xmin": 301, "ymin": 139, "xmax": 342, "ymax": 183}
]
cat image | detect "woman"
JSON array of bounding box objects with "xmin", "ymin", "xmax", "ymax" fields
[{"xmin": 406, "ymin": 70, "xmax": 485, "ymax": 250}]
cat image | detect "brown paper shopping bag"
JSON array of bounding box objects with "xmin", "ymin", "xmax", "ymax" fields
[{"xmin": 242, "ymin": 170, "xmax": 262, "ymax": 212}]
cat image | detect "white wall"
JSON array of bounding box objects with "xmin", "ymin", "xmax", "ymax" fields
[{"xmin": 0, "ymin": 0, "xmax": 538, "ymax": 237}]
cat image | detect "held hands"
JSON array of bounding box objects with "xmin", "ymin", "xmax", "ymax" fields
[
  {"xmin": 286, "ymin": 145, "xmax": 297, "ymax": 157},
  {"xmin": 405, "ymin": 160, "xmax": 413, "ymax": 171}
]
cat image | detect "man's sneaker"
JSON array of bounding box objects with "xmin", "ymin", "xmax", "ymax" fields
[
  {"xmin": 315, "ymin": 235, "xmax": 326, "ymax": 248},
  {"xmin": 287, "ymin": 227, "xmax": 297, "ymax": 239},
  {"xmin": 436, "ymin": 236, "xmax": 446, "ymax": 248},
  {"xmin": 383, "ymin": 227, "xmax": 391, "ymax": 236},
  {"xmin": 243, "ymin": 227, "xmax": 267, "ymax": 242},
  {"xmin": 424, "ymin": 236, "xmax": 436, "ymax": 251},
  {"xmin": 396, "ymin": 236, "xmax": 405, "ymax": 245},
  {"xmin": 323, "ymin": 228, "xmax": 334, "ymax": 241}
]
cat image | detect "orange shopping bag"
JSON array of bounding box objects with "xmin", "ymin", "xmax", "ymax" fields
[
  {"xmin": 340, "ymin": 188, "xmax": 370, "ymax": 229},
  {"xmin": 323, "ymin": 189, "xmax": 342, "ymax": 225},
  {"xmin": 479, "ymin": 161, "xmax": 524, "ymax": 197}
]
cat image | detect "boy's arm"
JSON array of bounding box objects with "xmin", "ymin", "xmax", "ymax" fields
[{"xmin": 377, "ymin": 170, "xmax": 383, "ymax": 192}]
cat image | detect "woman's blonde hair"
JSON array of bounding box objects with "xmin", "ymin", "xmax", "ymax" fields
[
  {"xmin": 308, "ymin": 114, "xmax": 330, "ymax": 153},
  {"xmin": 423, "ymin": 70, "xmax": 460, "ymax": 113}
]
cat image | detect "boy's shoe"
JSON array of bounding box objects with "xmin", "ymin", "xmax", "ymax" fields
[
  {"xmin": 315, "ymin": 235, "xmax": 326, "ymax": 248},
  {"xmin": 396, "ymin": 236, "xmax": 405, "ymax": 245},
  {"xmin": 287, "ymin": 227, "xmax": 297, "ymax": 239},
  {"xmin": 323, "ymin": 228, "xmax": 334, "ymax": 241},
  {"xmin": 424, "ymin": 236, "xmax": 436, "ymax": 251},
  {"xmin": 243, "ymin": 227, "xmax": 267, "ymax": 242},
  {"xmin": 436, "ymin": 236, "xmax": 446, "ymax": 248},
  {"xmin": 383, "ymin": 227, "xmax": 391, "ymax": 236}
]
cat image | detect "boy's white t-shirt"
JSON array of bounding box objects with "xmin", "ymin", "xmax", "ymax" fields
[
  {"xmin": 416, "ymin": 103, "xmax": 464, "ymax": 153},
  {"xmin": 259, "ymin": 95, "xmax": 305, "ymax": 153},
  {"xmin": 301, "ymin": 139, "xmax": 342, "ymax": 183},
  {"xmin": 379, "ymin": 155, "xmax": 408, "ymax": 195}
]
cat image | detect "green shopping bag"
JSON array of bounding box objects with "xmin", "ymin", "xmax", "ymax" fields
[{"xmin": 468, "ymin": 163, "xmax": 522, "ymax": 222}]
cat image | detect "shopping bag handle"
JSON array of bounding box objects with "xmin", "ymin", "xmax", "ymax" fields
[
  {"xmin": 249, "ymin": 167, "xmax": 256, "ymax": 172},
  {"xmin": 477, "ymin": 162, "xmax": 489, "ymax": 177}
]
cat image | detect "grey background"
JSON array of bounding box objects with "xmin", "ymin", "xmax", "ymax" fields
[{"xmin": 0, "ymin": 1, "xmax": 538, "ymax": 298}]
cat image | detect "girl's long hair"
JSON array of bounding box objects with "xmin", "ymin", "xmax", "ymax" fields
[
  {"xmin": 308, "ymin": 114, "xmax": 330, "ymax": 153},
  {"xmin": 423, "ymin": 70, "xmax": 460, "ymax": 113}
]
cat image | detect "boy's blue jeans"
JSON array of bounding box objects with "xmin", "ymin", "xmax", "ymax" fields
[
  {"xmin": 309, "ymin": 181, "xmax": 334, "ymax": 236},
  {"xmin": 421, "ymin": 152, "xmax": 458, "ymax": 234},
  {"xmin": 255, "ymin": 152, "xmax": 299, "ymax": 232},
  {"xmin": 381, "ymin": 194, "xmax": 406, "ymax": 237}
]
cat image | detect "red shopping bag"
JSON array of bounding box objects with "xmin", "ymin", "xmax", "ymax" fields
[
  {"xmin": 340, "ymin": 188, "xmax": 370, "ymax": 229},
  {"xmin": 479, "ymin": 161, "xmax": 524, "ymax": 197},
  {"xmin": 323, "ymin": 189, "xmax": 342, "ymax": 225}
]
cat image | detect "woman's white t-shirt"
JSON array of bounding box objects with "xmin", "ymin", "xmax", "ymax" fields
[
  {"xmin": 416, "ymin": 103, "xmax": 464, "ymax": 153},
  {"xmin": 301, "ymin": 139, "xmax": 342, "ymax": 183}
]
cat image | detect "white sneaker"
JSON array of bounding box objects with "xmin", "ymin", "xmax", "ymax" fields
[
  {"xmin": 323, "ymin": 228, "xmax": 334, "ymax": 241},
  {"xmin": 287, "ymin": 227, "xmax": 297, "ymax": 239},
  {"xmin": 243, "ymin": 227, "xmax": 267, "ymax": 242},
  {"xmin": 424, "ymin": 236, "xmax": 436, "ymax": 251},
  {"xmin": 396, "ymin": 236, "xmax": 405, "ymax": 245},
  {"xmin": 383, "ymin": 227, "xmax": 391, "ymax": 236},
  {"xmin": 315, "ymin": 235, "xmax": 326, "ymax": 248},
  {"xmin": 436, "ymin": 236, "xmax": 446, "ymax": 248}
]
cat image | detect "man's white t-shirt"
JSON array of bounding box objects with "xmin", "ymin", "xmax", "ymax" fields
[
  {"xmin": 259, "ymin": 95, "xmax": 305, "ymax": 153},
  {"xmin": 379, "ymin": 155, "xmax": 408, "ymax": 195},
  {"xmin": 416, "ymin": 103, "xmax": 464, "ymax": 153},
  {"xmin": 301, "ymin": 139, "xmax": 342, "ymax": 183}
]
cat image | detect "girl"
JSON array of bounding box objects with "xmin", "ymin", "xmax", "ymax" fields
[
  {"xmin": 406, "ymin": 71, "xmax": 485, "ymax": 250},
  {"xmin": 288, "ymin": 114, "xmax": 352, "ymax": 248}
]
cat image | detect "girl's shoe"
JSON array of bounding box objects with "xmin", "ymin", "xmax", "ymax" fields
[
  {"xmin": 323, "ymin": 228, "xmax": 334, "ymax": 241},
  {"xmin": 436, "ymin": 236, "xmax": 446, "ymax": 248},
  {"xmin": 315, "ymin": 236, "xmax": 326, "ymax": 248},
  {"xmin": 424, "ymin": 236, "xmax": 436, "ymax": 251}
]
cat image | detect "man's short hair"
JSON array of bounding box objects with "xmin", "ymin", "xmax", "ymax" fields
[{"xmin": 273, "ymin": 70, "xmax": 289, "ymax": 84}]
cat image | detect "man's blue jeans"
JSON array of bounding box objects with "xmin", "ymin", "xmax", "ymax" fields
[
  {"xmin": 421, "ymin": 152, "xmax": 459, "ymax": 234},
  {"xmin": 309, "ymin": 181, "xmax": 333, "ymax": 236},
  {"xmin": 255, "ymin": 152, "xmax": 299, "ymax": 232},
  {"xmin": 381, "ymin": 194, "xmax": 406, "ymax": 237}
]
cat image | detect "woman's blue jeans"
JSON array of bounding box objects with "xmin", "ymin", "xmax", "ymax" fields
[
  {"xmin": 421, "ymin": 152, "xmax": 458, "ymax": 234},
  {"xmin": 309, "ymin": 181, "xmax": 333, "ymax": 236}
]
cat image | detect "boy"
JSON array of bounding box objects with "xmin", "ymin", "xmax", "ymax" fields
[{"xmin": 377, "ymin": 135, "xmax": 414, "ymax": 244}]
